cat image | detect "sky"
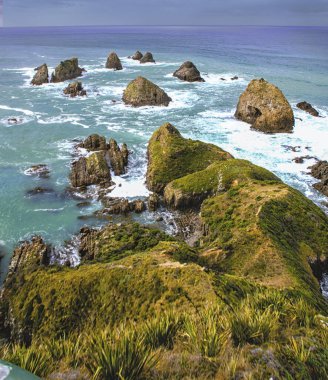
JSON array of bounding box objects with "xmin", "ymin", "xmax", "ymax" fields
[{"xmin": 3, "ymin": 0, "xmax": 328, "ymax": 27}]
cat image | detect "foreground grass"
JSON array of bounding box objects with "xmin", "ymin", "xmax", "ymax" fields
[{"xmin": 1, "ymin": 290, "xmax": 327, "ymax": 380}]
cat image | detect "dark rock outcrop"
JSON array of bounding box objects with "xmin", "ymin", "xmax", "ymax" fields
[
  {"xmin": 132, "ymin": 51, "xmax": 143, "ymax": 60},
  {"xmin": 108, "ymin": 139, "xmax": 129, "ymax": 176},
  {"xmin": 297, "ymin": 101, "xmax": 319, "ymax": 117},
  {"xmin": 51, "ymin": 58, "xmax": 84, "ymax": 83},
  {"xmin": 63, "ymin": 81, "xmax": 87, "ymax": 97},
  {"xmin": 105, "ymin": 52, "xmax": 123, "ymax": 71},
  {"xmin": 140, "ymin": 52, "xmax": 155, "ymax": 64},
  {"xmin": 31, "ymin": 64, "xmax": 49, "ymax": 85},
  {"xmin": 173, "ymin": 61, "xmax": 204, "ymax": 82},
  {"xmin": 70, "ymin": 152, "xmax": 111, "ymax": 188},
  {"xmin": 148, "ymin": 193, "xmax": 160, "ymax": 211},
  {"xmin": 235, "ymin": 78, "xmax": 295, "ymax": 133},
  {"xmin": 79, "ymin": 134, "xmax": 107, "ymax": 151},
  {"xmin": 122, "ymin": 76, "xmax": 171, "ymax": 107},
  {"xmin": 310, "ymin": 161, "xmax": 328, "ymax": 196}
]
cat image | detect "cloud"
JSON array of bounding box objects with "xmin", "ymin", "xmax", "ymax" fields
[{"xmin": 4, "ymin": 0, "xmax": 328, "ymax": 27}]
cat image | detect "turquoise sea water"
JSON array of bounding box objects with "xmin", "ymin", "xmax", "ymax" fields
[{"xmin": 0, "ymin": 26, "xmax": 327, "ymax": 282}]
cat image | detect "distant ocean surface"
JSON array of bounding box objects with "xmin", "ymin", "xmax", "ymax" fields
[{"xmin": 0, "ymin": 26, "xmax": 327, "ymax": 282}]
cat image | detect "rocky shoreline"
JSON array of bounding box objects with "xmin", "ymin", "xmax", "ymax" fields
[{"xmin": 0, "ymin": 51, "xmax": 328, "ymax": 379}]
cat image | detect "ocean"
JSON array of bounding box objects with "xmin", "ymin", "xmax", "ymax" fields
[{"xmin": 0, "ymin": 25, "xmax": 327, "ymax": 283}]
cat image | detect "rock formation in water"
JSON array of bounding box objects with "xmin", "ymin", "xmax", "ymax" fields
[
  {"xmin": 108, "ymin": 139, "xmax": 129, "ymax": 176},
  {"xmin": 122, "ymin": 76, "xmax": 171, "ymax": 107},
  {"xmin": 131, "ymin": 50, "xmax": 143, "ymax": 60},
  {"xmin": 79, "ymin": 134, "xmax": 107, "ymax": 151},
  {"xmin": 173, "ymin": 61, "xmax": 205, "ymax": 82},
  {"xmin": 63, "ymin": 81, "xmax": 87, "ymax": 97},
  {"xmin": 235, "ymin": 78, "xmax": 295, "ymax": 133},
  {"xmin": 31, "ymin": 64, "xmax": 49, "ymax": 85},
  {"xmin": 310, "ymin": 160, "xmax": 328, "ymax": 196},
  {"xmin": 140, "ymin": 52, "xmax": 155, "ymax": 64},
  {"xmin": 50, "ymin": 58, "xmax": 84, "ymax": 83},
  {"xmin": 105, "ymin": 52, "xmax": 123, "ymax": 70},
  {"xmin": 297, "ymin": 101, "xmax": 319, "ymax": 117}
]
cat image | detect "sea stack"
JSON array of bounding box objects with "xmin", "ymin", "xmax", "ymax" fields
[
  {"xmin": 131, "ymin": 51, "xmax": 143, "ymax": 60},
  {"xmin": 140, "ymin": 52, "xmax": 155, "ymax": 64},
  {"xmin": 173, "ymin": 61, "xmax": 205, "ymax": 82},
  {"xmin": 31, "ymin": 64, "xmax": 49, "ymax": 85},
  {"xmin": 50, "ymin": 58, "xmax": 84, "ymax": 83},
  {"xmin": 105, "ymin": 52, "xmax": 123, "ymax": 71},
  {"xmin": 235, "ymin": 78, "xmax": 294, "ymax": 133},
  {"xmin": 122, "ymin": 76, "xmax": 171, "ymax": 107}
]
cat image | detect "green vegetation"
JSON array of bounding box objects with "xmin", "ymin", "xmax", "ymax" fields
[{"xmin": 146, "ymin": 123, "xmax": 233, "ymax": 193}]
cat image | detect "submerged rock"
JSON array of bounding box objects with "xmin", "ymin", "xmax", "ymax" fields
[
  {"xmin": 63, "ymin": 81, "xmax": 87, "ymax": 97},
  {"xmin": 310, "ymin": 160, "xmax": 328, "ymax": 196},
  {"xmin": 140, "ymin": 52, "xmax": 155, "ymax": 64},
  {"xmin": 173, "ymin": 61, "xmax": 205, "ymax": 82},
  {"xmin": 25, "ymin": 187, "xmax": 54, "ymax": 197},
  {"xmin": 31, "ymin": 63, "xmax": 49, "ymax": 85},
  {"xmin": 235, "ymin": 78, "xmax": 295, "ymax": 133},
  {"xmin": 70, "ymin": 152, "xmax": 111, "ymax": 188},
  {"xmin": 108, "ymin": 139, "xmax": 129, "ymax": 175},
  {"xmin": 79, "ymin": 134, "xmax": 107, "ymax": 151},
  {"xmin": 105, "ymin": 52, "xmax": 123, "ymax": 70},
  {"xmin": 25, "ymin": 164, "xmax": 50, "ymax": 178},
  {"xmin": 122, "ymin": 76, "xmax": 171, "ymax": 107},
  {"xmin": 51, "ymin": 58, "xmax": 84, "ymax": 83},
  {"xmin": 146, "ymin": 122, "xmax": 233, "ymax": 193},
  {"xmin": 131, "ymin": 50, "xmax": 143, "ymax": 60},
  {"xmin": 297, "ymin": 101, "xmax": 319, "ymax": 117}
]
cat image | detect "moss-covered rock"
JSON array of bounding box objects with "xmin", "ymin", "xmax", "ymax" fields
[
  {"xmin": 105, "ymin": 52, "xmax": 123, "ymax": 71},
  {"xmin": 200, "ymin": 181, "xmax": 328, "ymax": 307},
  {"xmin": 235, "ymin": 78, "xmax": 294, "ymax": 133},
  {"xmin": 164, "ymin": 159, "xmax": 280, "ymax": 209},
  {"xmin": 31, "ymin": 64, "xmax": 49, "ymax": 86},
  {"xmin": 70, "ymin": 152, "xmax": 111, "ymax": 188},
  {"xmin": 122, "ymin": 77, "xmax": 171, "ymax": 107},
  {"xmin": 50, "ymin": 58, "xmax": 84, "ymax": 83},
  {"xmin": 79, "ymin": 134, "xmax": 107, "ymax": 151},
  {"xmin": 146, "ymin": 123, "xmax": 233, "ymax": 194},
  {"xmin": 173, "ymin": 61, "xmax": 204, "ymax": 82}
]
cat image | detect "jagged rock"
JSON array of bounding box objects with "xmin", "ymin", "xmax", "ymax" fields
[
  {"xmin": 231, "ymin": 76, "xmax": 239, "ymax": 80},
  {"xmin": 25, "ymin": 164, "xmax": 50, "ymax": 178},
  {"xmin": 63, "ymin": 81, "xmax": 87, "ymax": 97},
  {"xmin": 297, "ymin": 101, "xmax": 319, "ymax": 117},
  {"xmin": 146, "ymin": 122, "xmax": 233, "ymax": 193},
  {"xmin": 132, "ymin": 51, "xmax": 143, "ymax": 60},
  {"xmin": 148, "ymin": 193, "xmax": 160, "ymax": 211},
  {"xmin": 50, "ymin": 58, "xmax": 84, "ymax": 83},
  {"xmin": 31, "ymin": 63, "xmax": 49, "ymax": 85},
  {"xmin": 173, "ymin": 61, "xmax": 204, "ymax": 82},
  {"xmin": 6, "ymin": 236, "xmax": 50, "ymax": 279},
  {"xmin": 7, "ymin": 118, "xmax": 22, "ymax": 124},
  {"xmin": 70, "ymin": 152, "xmax": 111, "ymax": 188},
  {"xmin": 105, "ymin": 52, "xmax": 123, "ymax": 70},
  {"xmin": 235, "ymin": 78, "xmax": 295, "ymax": 133},
  {"xmin": 98, "ymin": 198, "xmax": 130, "ymax": 215},
  {"xmin": 140, "ymin": 52, "xmax": 155, "ymax": 64},
  {"xmin": 122, "ymin": 76, "xmax": 171, "ymax": 107},
  {"xmin": 79, "ymin": 134, "xmax": 107, "ymax": 151},
  {"xmin": 130, "ymin": 199, "xmax": 146, "ymax": 213},
  {"xmin": 108, "ymin": 139, "xmax": 129, "ymax": 175},
  {"xmin": 310, "ymin": 160, "xmax": 328, "ymax": 196}
]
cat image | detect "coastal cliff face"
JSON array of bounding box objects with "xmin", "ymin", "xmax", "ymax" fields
[
  {"xmin": 235, "ymin": 78, "xmax": 295, "ymax": 133},
  {"xmin": 1, "ymin": 124, "xmax": 328, "ymax": 379}
]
